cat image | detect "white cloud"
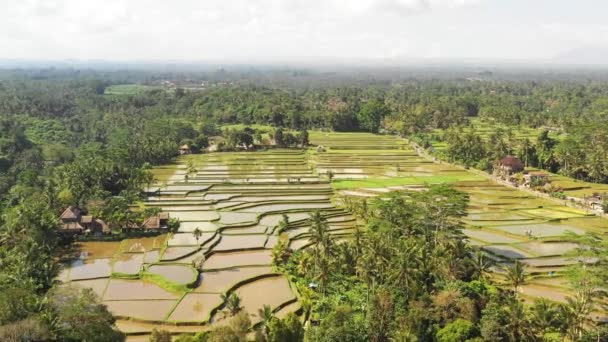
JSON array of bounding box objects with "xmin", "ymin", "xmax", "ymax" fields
[{"xmin": 0, "ymin": 0, "xmax": 604, "ymax": 62}]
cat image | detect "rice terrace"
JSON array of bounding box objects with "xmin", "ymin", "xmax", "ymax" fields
[
  {"xmin": 4, "ymin": 19, "xmax": 608, "ymax": 340},
  {"xmin": 54, "ymin": 130, "xmax": 608, "ymax": 340}
]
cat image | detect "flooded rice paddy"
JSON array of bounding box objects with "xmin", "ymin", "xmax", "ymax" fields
[
  {"xmin": 60, "ymin": 148, "xmax": 352, "ymax": 337},
  {"xmin": 168, "ymin": 293, "xmax": 224, "ymax": 322},
  {"xmin": 310, "ymin": 132, "xmax": 608, "ymax": 307},
  {"xmin": 58, "ymin": 133, "xmax": 607, "ymax": 338},
  {"xmin": 147, "ymin": 264, "xmax": 198, "ymax": 285}
]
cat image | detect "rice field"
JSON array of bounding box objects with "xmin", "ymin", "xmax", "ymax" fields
[
  {"xmin": 310, "ymin": 132, "xmax": 608, "ymax": 304},
  {"xmin": 59, "ymin": 148, "xmax": 354, "ymax": 337},
  {"xmin": 57, "ymin": 132, "xmax": 607, "ymax": 338}
]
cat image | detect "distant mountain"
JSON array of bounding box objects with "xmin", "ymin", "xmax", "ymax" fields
[{"xmin": 553, "ymin": 46, "xmax": 608, "ymax": 66}]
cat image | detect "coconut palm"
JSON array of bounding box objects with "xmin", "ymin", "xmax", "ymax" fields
[
  {"xmin": 470, "ymin": 250, "xmax": 494, "ymax": 281},
  {"xmin": 389, "ymin": 239, "xmax": 421, "ymax": 294},
  {"xmin": 504, "ymin": 298, "xmax": 534, "ymax": 341},
  {"xmin": 505, "ymin": 260, "xmax": 526, "ymax": 292},
  {"xmin": 529, "ymin": 298, "xmax": 559, "ymax": 336},
  {"xmin": 257, "ymin": 304, "xmax": 274, "ymax": 337},
  {"xmin": 309, "ymin": 210, "xmax": 332, "ymax": 272},
  {"xmin": 315, "ymin": 255, "xmax": 331, "ymax": 295},
  {"xmin": 221, "ymin": 293, "xmax": 241, "ymax": 316},
  {"xmin": 561, "ymin": 293, "xmax": 594, "ymax": 341}
]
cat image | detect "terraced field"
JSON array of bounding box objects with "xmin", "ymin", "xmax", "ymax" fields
[
  {"xmin": 310, "ymin": 132, "xmax": 607, "ymax": 304},
  {"xmin": 59, "ymin": 149, "xmax": 355, "ymax": 338},
  {"xmin": 58, "ymin": 133, "xmax": 607, "ymax": 337}
]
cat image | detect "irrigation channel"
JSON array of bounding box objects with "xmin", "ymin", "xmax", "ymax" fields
[{"xmin": 58, "ymin": 132, "xmax": 608, "ymax": 339}]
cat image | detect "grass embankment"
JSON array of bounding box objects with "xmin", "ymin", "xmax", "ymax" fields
[
  {"xmin": 332, "ymin": 175, "xmax": 485, "ymax": 190},
  {"xmin": 140, "ymin": 272, "xmax": 193, "ymax": 293}
]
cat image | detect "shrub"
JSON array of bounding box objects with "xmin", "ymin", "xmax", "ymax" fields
[{"xmin": 436, "ymin": 319, "xmax": 477, "ymax": 342}]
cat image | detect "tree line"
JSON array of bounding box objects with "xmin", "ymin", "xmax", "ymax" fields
[{"xmin": 2, "ymin": 68, "xmax": 608, "ymax": 339}]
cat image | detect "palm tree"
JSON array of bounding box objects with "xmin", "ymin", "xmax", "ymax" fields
[
  {"xmin": 504, "ymin": 298, "xmax": 533, "ymax": 341},
  {"xmin": 505, "ymin": 260, "xmax": 526, "ymax": 292},
  {"xmin": 352, "ymin": 227, "xmax": 365, "ymax": 261},
  {"xmin": 221, "ymin": 293, "xmax": 241, "ymax": 316},
  {"xmin": 470, "ymin": 250, "xmax": 494, "ymax": 281},
  {"xmin": 257, "ymin": 304, "xmax": 274, "ymax": 337},
  {"xmin": 315, "ymin": 255, "xmax": 331, "ymax": 295},
  {"xmin": 529, "ymin": 298, "xmax": 558, "ymax": 337},
  {"xmin": 389, "ymin": 239, "xmax": 420, "ymax": 295},
  {"xmin": 561, "ymin": 293, "xmax": 594, "ymax": 341},
  {"xmin": 518, "ymin": 138, "xmax": 534, "ymax": 167},
  {"xmin": 192, "ymin": 227, "xmax": 203, "ymax": 244},
  {"xmin": 309, "ymin": 210, "xmax": 332, "ymax": 272},
  {"xmin": 357, "ymin": 246, "xmax": 379, "ymax": 309}
]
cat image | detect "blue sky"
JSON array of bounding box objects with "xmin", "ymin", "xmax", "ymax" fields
[{"xmin": 1, "ymin": 0, "xmax": 606, "ymax": 63}]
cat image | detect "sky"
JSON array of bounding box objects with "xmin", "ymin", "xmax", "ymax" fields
[{"xmin": 1, "ymin": 0, "xmax": 607, "ymax": 64}]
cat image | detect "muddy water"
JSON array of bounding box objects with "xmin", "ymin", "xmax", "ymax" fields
[
  {"xmin": 275, "ymin": 301, "xmax": 301, "ymax": 318},
  {"xmin": 523, "ymin": 257, "xmax": 580, "ymax": 267},
  {"xmin": 144, "ymin": 250, "xmax": 160, "ymax": 264},
  {"xmin": 168, "ymin": 293, "xmax": 224, "ymax": 322},
  {"xmin": 213, "ymin": 234, "xmax": 267, "ymax": 251},
  {"xmin": 123, "ymin": 236, "xmax": 166, "ymax": 252},
  {"xmin": 236, "ymin": 276, "xmax": 295, "ymax": 320},
  {"xmin": 284, "ymin": 227, "xmax": 310, "ymax": 239},
  {"xmin": 463, "ymin": 229, "xmax": 523, "ymax": 244},
  {"xmin": 57, "ymin": 148, "xmax": 358, "ymax": 328},
  {"xmin": 178, "ymin": 221, "xmax": 219, "ymax": 232},
  {"xmin": 68, "ymin": 258, "xmax": 112, "ymax": 280},
  {"xmin": 219, "ymin": 211, "xmax": 258, "ymax": 225},
  {"xmin": 167, "ymin": 211, "xmax": 220, "ymax": 221},
  {"xmin": 204, "ymin": 193, "xmax": 239, "ymax": 201},
  {"xmin": 161, "ymin": 205, "xmax": 215, "ymax": 211},
  {"xmin": 238, "ymin": 195, "xmax": 330, "ymax": 202},
  {"xmin": 168, "ymin": 232, "xmax": 214, "ymax": 246},
  {"xmin": 222, "ymin": 225, "xmax": 268, "ymax": 234},
  {"xmin": 259, "ymin": 213, "xmax": 311, "ymax": 227},
  {"xmin": 161, "ymin": 246, "xmax": 200, "ymax": 261},
  {"xmin": 104, "ymin": 279, "xmax": 179, "ymax": 300},
  {"xmin": 147, "ymin": 264, "xmax": 197, "ymax": 285},
  {"xmin": 104, "ymin": 300, "xmax": 176, "ymax": 321},
  {"xmin": 517, "ymin": 242, "xmax": 578, "ymax": 257},
  {"xmin": 214, "ymin": 201, "xmax": 245, "ymax": 209},
  {"xmin": 492, "ymin": 223, "xmax": 585, "ymax": 237},
  {"xmin": 203, "ymin": 250, "xmax": 272, "ymax": 269},
  {"xmin": 289, "ymin": 239, "xmax": 311, "ymax": 250},
  {"xmin": 265, "ymin": 236, "xmax": 279, "ymax": 248},
  {"xmin": 73, "ymin": 241, "xmax": 122, "ymax": 259},
  {"xmin": 241, "ymin": 203, "xmax": 333, "ymax": 213},
  {"xmin": 483, "ymin": 245, "xmax": 532, "ymax": 259},
  {"xmin": 67, "ymin": 278, "xmax": 109, "ymax": 298},
  {"xmin": 113, "ymin": 253, "xmax": 144, "ymax": 275},
  {"xmin": 194, "ymin": 266, "xmax": 274, "ymax": 293},
  {"xmin": 519, "ymin": 285, "xmax": 569, "ymax": 303}
]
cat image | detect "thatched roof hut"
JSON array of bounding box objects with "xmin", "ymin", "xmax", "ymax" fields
[
  {"xmin": 60, "ymin": 206, "xmax": 81, "ymax": 222},
  {"xmin": 498, "ymin": 156, "xmax": 524, "ymax": 173}
]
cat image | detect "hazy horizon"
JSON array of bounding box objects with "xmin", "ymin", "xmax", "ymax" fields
[{"xmin": 3, "ymin": 0, "xmax": 608, "ymax": 65}]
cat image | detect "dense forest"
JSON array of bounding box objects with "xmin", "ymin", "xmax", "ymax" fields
[
  {"xmin": 1, "ymin": 67, "xmax": 608, "ymax": 340},
  {"xmin": 2, "ymin": 67, "xmax": 607, "ymax": 183}
]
